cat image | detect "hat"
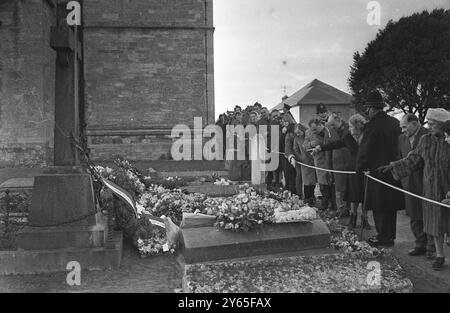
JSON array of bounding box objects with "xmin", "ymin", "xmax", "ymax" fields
[
  {"xmin": 283, "ymin": 103, "xmax": 291, "ymax": 111},
  {"xmin": 316, "ymin": 103, "xmax": 328, "ymax": 114},
  {"xmin": 364, "ymin": 90, "xmax": 385, "ymax": 108},
  {"xmin": 426, "ymin": 108, "xmax": 450, "ymax": 123},
  {"xmin": 282, "ymin": 113, "xmax": 295, "ymax": 124}
]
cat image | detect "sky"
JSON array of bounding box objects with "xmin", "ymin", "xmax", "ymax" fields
[{"xmin": 213, "ymin": 0, "xmax": 449, "ymax": 118}]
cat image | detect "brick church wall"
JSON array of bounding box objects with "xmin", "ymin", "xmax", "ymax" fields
[
  {"xmin": 0, "ymin": 0, "xmax": 56, "ymax": 167},
  {"xmin": 83, "ymin": 0, "xmax": 215, "ymax": 161}
]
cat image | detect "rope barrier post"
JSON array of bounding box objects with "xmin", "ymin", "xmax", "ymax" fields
[
  {"xmin": 106, "ymin": 197, "xmax": 116, "ymax": 248},
  {"xmin": 361, "ymin": 174, "xmax": 369, "ymax": 239}
]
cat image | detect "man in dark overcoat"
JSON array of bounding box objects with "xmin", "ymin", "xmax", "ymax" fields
[
  {"xmin": 398, "ymin": 114, "xmax": 434, "ymax": 256},
  {"xmin": 356, "ymin": 90, "xmax": 404, "ymax": 247}
]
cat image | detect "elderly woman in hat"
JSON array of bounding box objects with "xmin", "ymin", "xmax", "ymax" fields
[
  {"xmin": 315, "ymin": 114, "xmax": 370, "ymax": 229},
  {"xmin": 380, "ymin": 108, "xmax": 450, "ymax": 270}
]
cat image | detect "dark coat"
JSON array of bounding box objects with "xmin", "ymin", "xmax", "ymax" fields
[
  {"xmin": 283, "ymin": 125, "xmax": 297, "ymax": 194},
  {"xmin": 397, "ymin": 126, "xmax": 429, "ymax": 220},
  {"xmin": 321, "ymin": 133, "xmax": 364, "ymax": 203},
  {"xmin": 356, "ymin": 111, "xmax": 404, "ymax": 213}
]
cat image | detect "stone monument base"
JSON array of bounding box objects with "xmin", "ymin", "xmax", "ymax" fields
[
  {"xmin": 0, "ymin": 168, "xmax": 123, "ymax": 275},
  {"xmin": 0, "ymin": 231, "xmax": 122, "ymax": 275},
  {"xmin": 16, "ymin": 214, "xmax": 107, "ymax": 250}
]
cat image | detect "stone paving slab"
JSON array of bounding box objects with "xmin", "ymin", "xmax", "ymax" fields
[{"xmin": 183, "ymin": 252, "xmax": 413, "ymax": 293}]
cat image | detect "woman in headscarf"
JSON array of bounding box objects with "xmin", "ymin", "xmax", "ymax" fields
[
  {"xmin": 314, "ymin": 114, "xmax": 369, "ymax": 228},
  {"xmin": 380, "ymin": 109, "xmax": 450, "ymax": 270}
]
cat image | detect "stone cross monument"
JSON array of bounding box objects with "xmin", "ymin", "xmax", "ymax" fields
[{"xmin": 13, "ymin": 1, "xmax": 121, "ymax": 274}]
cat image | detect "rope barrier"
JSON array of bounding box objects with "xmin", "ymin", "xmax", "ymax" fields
[
  {"xmin": 365, "ymin": 174, "xmax": 450, "ymax": 209},
  {"xmin": 267, "ymin": 149, "xmax": 450, "ymax": 209},
  {"xmin": 269, "ymin": 150, "xmax": 358, "ymax": 175}
]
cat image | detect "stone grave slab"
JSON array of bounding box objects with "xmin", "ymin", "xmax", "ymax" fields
[
  {"xmin": 181, "ymin": 220, "xmax": 330, "ymax": 263},
  {"xmin": 182, "ymin": 252, "xmax": 413, "ymax": 293}
]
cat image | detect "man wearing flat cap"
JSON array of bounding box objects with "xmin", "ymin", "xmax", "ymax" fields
[{"xmin": 356, "ymin": 90, "xmax": 404, "ymax": 248}]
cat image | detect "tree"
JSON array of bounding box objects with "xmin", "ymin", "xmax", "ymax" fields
[{"xmin": 349, "ymin": 9, "xmax": 450, "ymax": 123}]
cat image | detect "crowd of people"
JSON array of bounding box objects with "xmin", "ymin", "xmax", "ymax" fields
[{"xmin": 217, "ymin": 90, "xmax": 450, "ymax": 271}]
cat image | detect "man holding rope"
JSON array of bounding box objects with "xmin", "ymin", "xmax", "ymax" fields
[
  {"xmin": 398, "ymin": 114, "xmax": 434, "ymax": 258},
  {"xmin": 356, "ymin": 90, "xmax": 404, "ymax": 248},
  {"xmin": 380, "ymin": 111, "xmax": 450, "ymax": 271}
]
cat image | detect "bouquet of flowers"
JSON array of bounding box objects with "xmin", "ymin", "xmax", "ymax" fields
[
  {"xmin": 180, "ymin": 192, "xmax": 207, "ymax": 213},
  {"xmin": 214, "ymin": 178, "xmax": 232, "ymax": 186},
  {"xmin": 273, "ymin": 206, "xmax": 318, "ymax": 224},
  {"xmin": 136, "ymin": 228, "xmax": 176, "ymax": 257},
  {"xmin": 326, "ymin": 218, "xmax": 386, "ymax": 256},
  {"xmin": 138, "ymin": 185, "xmax": 186, "ymax": 226},
  {"xmin": 210, "ymin": 185, "xmax": 275, "ymax": 232},
  {"xmin": 157, "ymin": 176, "xmax": 188, "ymax": 190},
  {"xmin": 96, "ymin": 164, "xmax": 146, "ymax": 197}
]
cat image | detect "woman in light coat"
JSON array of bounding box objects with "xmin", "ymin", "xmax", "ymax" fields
[
  {"xmin": 381, "ymin": 109, "xmax": 450, "ymax": 270},
  {"xmin": 287, "ymin": 123, "xmax": 317, "ymax": 205}
]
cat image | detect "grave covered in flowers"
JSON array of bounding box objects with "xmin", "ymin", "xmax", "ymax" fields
[
  {"xmin": 93, "ymin": 158, "xmax": 412, "ymax": 293},
  {"xmin": 95, "ymin": 159, "xmax": 320, "ymax": 258}
]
